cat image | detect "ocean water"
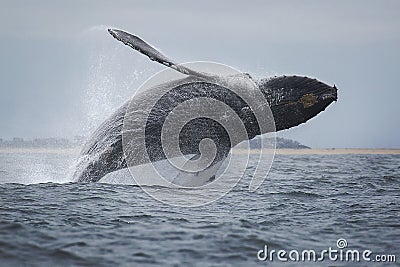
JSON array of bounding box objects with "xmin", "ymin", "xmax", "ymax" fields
[{"xmin": 0, "ymin": 150, "xmax": 399, "ymax": 266}]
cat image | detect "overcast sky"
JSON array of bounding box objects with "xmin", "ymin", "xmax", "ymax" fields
[{"xmin": 1, "ymin": 0, "xmax": 399, "ymax": 148}]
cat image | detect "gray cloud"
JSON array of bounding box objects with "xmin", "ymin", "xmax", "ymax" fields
[{"xmin": 1, "ymin": 0, "xmax": 399, "ymax": 148}]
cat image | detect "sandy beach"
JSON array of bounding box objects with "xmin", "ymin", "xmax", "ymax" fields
[{"xmin": 234, "ymin": 148, "xmax": 400, "ymax": 155}]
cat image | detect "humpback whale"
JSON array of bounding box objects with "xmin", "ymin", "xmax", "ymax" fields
[{"xmin": 74, "ymin": 29, "xmax": 337, "ymax": 183}]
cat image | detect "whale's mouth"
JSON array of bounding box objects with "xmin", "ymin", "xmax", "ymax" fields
[
  {"xmin": 321, "ymin": 93, "xmax": 337, "ymax": 101},
  {"xmin": 320, "ymin": 85, "xmax": 338, "ymax": 102}
]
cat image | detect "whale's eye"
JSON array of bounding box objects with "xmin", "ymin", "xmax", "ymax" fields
[{"xmin": 243, "ymin": 73, "xmax": 253, "ymax": 79}]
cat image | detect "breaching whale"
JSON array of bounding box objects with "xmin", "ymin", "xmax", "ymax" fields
[{"xmin": 74, "ymin": 29, "xmax": 337, "ymax": 183}]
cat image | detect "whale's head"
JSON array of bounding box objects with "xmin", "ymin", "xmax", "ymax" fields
[{"xmin": 257, "ymin": 75, "xmax": 337, "ymax": 131}]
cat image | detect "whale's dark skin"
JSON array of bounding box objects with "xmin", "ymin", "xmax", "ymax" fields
[{"xmin": 74, "ymin": 30, "xmax": 337, "ymax": 182}]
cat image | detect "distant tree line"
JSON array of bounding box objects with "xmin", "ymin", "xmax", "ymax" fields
[
  {"xmin": 249, "ymin": 137, "xmax": 310, "ymax": 149},
  {"xmin": 0, "ymin": 136, "xmax": 86, "ymax": 148}
]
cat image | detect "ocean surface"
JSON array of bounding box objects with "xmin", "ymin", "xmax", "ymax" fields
[{"xmin": 0, "ymin": 150, "xmax": 399, "ymax": 266}]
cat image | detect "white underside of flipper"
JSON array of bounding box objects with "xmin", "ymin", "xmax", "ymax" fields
[
  {"xmin": 171, "ymin": 156, "xmax": 224, "ymax": 187},
  {"xmin": 100, "ymin": 154, "xmax": 226, "ymax": 188}
]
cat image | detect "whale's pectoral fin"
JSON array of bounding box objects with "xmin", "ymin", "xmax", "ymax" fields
[
  {"xmin": 108, "ymin": 29, "xmax": 173, "ymax": 68},
  {"xmin": 108, "ymin": 29, "xmax": 216, "ymax": 80},
  {"xmin": 171, "ymin": 154, "xmax": 226, "ymax": 187}
]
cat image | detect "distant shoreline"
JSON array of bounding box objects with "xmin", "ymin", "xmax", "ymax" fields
[
  {"xmin": 1, "ymin": 147, "xmax": 400, "ymax": 155},
  {"xmin": 235, "ymin": 148, "xmax": 400, "ymax": 155},
  {"xmin": 0, "ymin": 148, "xmax": 80, "ymax": 154}
]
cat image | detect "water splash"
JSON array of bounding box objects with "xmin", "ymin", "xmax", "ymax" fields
[{"xmin": 78, "ymin": 25, "xmax": 151, "ymax": 136}]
